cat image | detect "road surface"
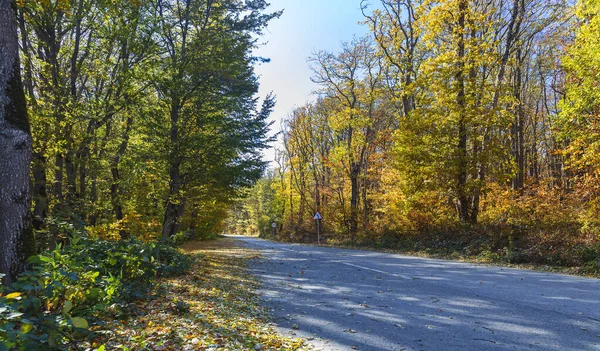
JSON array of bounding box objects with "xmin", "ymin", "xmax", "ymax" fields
[{"xmin": 233, "ymin": 236, "xmax": 600, "ymax": 351}]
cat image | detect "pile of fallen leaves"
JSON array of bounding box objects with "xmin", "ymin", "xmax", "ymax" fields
[{"xmin": 95, "ymin": 238, "xmax": 310, "ymax": 350}]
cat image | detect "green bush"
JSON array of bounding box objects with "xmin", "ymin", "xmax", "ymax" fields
[{"xmin": 0, "ymin": 236, "xmax": 191, "ymax": 350}]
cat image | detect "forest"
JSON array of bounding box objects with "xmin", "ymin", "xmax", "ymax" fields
[
  {"xmin": 1, "ymin": 0, "xmax": 600, "ymax": 349},
  {"xmin": 0, "ymin": 0, "xmax": 287, "ymax": 349},
  {"xmin": 0, "ymin": 0, "xmax": 278, "ymax": 269},
  {"xmin": 228, "ymin": 0, "xmax": 600, "ymax": 272}
]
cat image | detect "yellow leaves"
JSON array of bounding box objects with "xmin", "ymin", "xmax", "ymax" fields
[
  {"xmin": 86, "ymin": 223, "xmax": 121, "ymax": 241},
  {"xmin": 18, "ymin": 0, "xmax": 73, "ymax": 15},
  {"xmin": 577, "ymin": 0, "xmax": 600, "ymax": 18},
  {"xmin": 86, "ymin": 209, "xmax": 159, "ymax": 241},
  {"xmin": 4, "ymin": 292, "xmax": 23, "ymax": 300},
  {"xmin": 92, "ymin": 239, "xmax": 308, "ymax": 350},
  {"xmin": 21, "ymin": 323, "xmax": 34, "ymax": 334},
  {"xmin": 560, "ymin": 0, "xmax": 600, "ymax": 187}
]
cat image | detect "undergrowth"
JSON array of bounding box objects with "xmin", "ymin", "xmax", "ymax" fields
[
  {"xmin": 0, "ymin": 236, "xmax": 191, "ymax": 350},
  {"xmin": 1, "ymin": 236, "xmax": 308, "ymax": 350}
]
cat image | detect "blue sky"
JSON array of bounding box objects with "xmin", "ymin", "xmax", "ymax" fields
[{"xmin": 253, "ymin": 0, "xmax": 378, "ymax": 163}]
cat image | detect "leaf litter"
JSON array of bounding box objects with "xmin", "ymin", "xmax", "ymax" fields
[{"xmin": 95, "ymin": 238, "xmax": 310, "ymax": 350}]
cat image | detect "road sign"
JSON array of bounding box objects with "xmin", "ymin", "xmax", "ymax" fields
[
  {"xmin": 271, "ymin": 222, "xmax": 277, "ymax": 228},
  {"xmin": 314, "ymin": 212, "xmax": 322, "ymax": 245}
]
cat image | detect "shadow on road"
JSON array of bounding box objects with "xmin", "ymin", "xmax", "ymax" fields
[{"xmin": 240, "ymin": 237, "xmax": 600, "ymax": 351}]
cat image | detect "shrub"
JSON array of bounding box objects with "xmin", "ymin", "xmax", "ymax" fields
[{"xmin": 0, "ymin": 236, "xmax": 192, "ymax": 350}]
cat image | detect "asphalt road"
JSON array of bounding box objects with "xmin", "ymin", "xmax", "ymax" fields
[{"xmin": 232, "ymin": 235, "xmax": 600, "ymax": 351}]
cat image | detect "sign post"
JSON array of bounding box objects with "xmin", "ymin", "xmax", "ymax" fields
[
  {"xmin": 313, "ymin": 212, "xmax": 322, "ymax": 244},
  {"xmin": 271, "ymin": 222, "xmax": 277, "ymax": 237}
]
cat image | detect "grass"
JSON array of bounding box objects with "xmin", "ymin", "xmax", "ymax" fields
[{"xmin": 94, "ymin": 238, "xmax": 310, "ymax": 350}]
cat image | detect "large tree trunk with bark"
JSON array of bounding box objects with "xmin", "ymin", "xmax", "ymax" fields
[{"xmin": 0, "ymin": 0, "xmax": 36, "ymax": 285}]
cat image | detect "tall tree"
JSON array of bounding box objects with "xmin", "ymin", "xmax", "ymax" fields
[
  {"xmin": 310, "ymin": 37, "xmax": 385, "ymax": 237},
  {"xmin": 0, "ymin": 0, "xmax": 36, "ymax": 284},
  {"xmin": 154, "ymin": 0, "xmax": 280, "ymax": 238},
  {"xmin": 558, "ymin": 0, "xmax": 600, "ymax": 229},
  {"xmin": 362, "ymin": 0, "xmax": 424, "ymax": 119},
  {"xmin": 392, "ymin": 0, "xmax": 513, "ymax": 224}
]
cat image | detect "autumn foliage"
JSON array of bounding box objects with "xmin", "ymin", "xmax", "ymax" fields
[{"xmin": 228, "ymin": 0, "xmax": 600, "ymax": 273}]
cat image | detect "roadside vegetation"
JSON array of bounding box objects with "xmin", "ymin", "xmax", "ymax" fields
[
  {"xmin": 0, "ymin": 0, "xmax": 293, "ymax": 349},
  {"xmin": 1, "ymin": 0, "xmax": 278, "ymax": 284},
  {"xmin": 0, "ymin": 236, "xmax": 192, "ymax": 350},
  {"xmin": 1, "ymin": 237, "xmax": 309, "ymax": 350},
  {"xmin": 227, "ymin": 0, "xmax": 600, "ymax": 275}
]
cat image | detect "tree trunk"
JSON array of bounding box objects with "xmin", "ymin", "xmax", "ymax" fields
[
  {"xmin": 54, "ymin": 153, "xmax": 64, "ymax": 205},
  {"xmin": 32, "ymin": 152, "xmax": 48, "ymax": 230},
  {"xmin": 362, "ymin": 150, "xmax": 369, "ymax": 230},
  {"xmin": 297, "ymin": 167, "xmax": 306, "ymax": 233},
  {"xmin": 531, "ymin": 105, "xmax": 539, "ymax": 182},
  {"xmin": 0, "ymin": 0, "xmax": 36, "ymax": 284},
  {"xmin": 66, "ymin": 148, "xmax": 78, "ymax": 204},
  {"xmin": 289, "ymin": 173, "xmax": 294, "ymax": 240},
  {"xmin": 19, "ymin": 9, "xmax": 48, "ymax": 232},
  {"xmin": 110, "ymin": 165, "xmax": 125, "ymax": 234},
  {"xmin": 176, "ymin": 197, "xmax": 186, "ymax": 232},
  {"xmin": 162, "ymin": 197, "xmax": 183, "ymax": 238},
  {"xmin": 455, "ymin": 0, "xmax": 470, "ymax": 224},
  {"xmin": 350, "ymin": 162, "xmax": 360, "ymax": 239},
  {"xmin": 512, "ymin": 49, "xmax": 525, "ymax": 191},
  {"xmin": 111, "ymin": 116, "xmax": 133, "ymax": 240},
  {"xmin": 88, "ymin": 175, "xmax": 98, "ymax": 226},
  {"xmin": 189, "ymin": 206, "xmax": 199, "ymax": 231},
  {"xmin": 162, "ymin": 98, "xmax": 182, "ymax": 238},
  {"xmin": 88, "ymin": 121, "xmax": 112, "ymax": 226},
  {"xmin": 78, "ymin": 147, "xmax": 88, "ymax": 204},
  {"xmin": 473, "ymin": 0, "xmax": 524, "ymax": 221},
  {"xmin": 52, "ymin": 152, "xmax": 65, "ymax": 245}
]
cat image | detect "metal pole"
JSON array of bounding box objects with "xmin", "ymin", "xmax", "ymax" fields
[{"xmin": 317, "ymin": 219, "xmax": 320, "ymax": 245}]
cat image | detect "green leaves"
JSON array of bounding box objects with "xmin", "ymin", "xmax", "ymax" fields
[
  {"xmin": 0, "ymin": 238, "xmax": 191, "ymax": 350},
  {"xmin": 70, "ymin": 317, "xmax": 88, "ymax": 329},
  {"xmin": 62, "ymin": 301, "xmax": 73, "ymax": 315},
  {"xmin": 27, "ymin": 255, "xmax": 51, "ymax": 264}
]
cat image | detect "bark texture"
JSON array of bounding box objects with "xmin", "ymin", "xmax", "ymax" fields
[{"xmin": 0, "ymin": 0, "xmax": 35, "ymax": 285}]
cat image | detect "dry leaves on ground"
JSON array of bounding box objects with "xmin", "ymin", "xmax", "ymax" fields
[{"xmin": 94, "ymin": 238, "xmax": 310, "ymax": 351}]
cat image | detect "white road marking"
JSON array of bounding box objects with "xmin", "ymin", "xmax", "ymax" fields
[
  {"xmin": 333, "ymin": 261, "xmax": 413, "ymax": 280},
  {"xmin": 248, "ymin": 239, "xmax": 414, "ymax": 280}
]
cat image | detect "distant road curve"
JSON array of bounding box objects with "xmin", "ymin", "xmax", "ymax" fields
[{"xmin": 231, "ymin": 235, "xmax": 600, "ymax": 351}]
